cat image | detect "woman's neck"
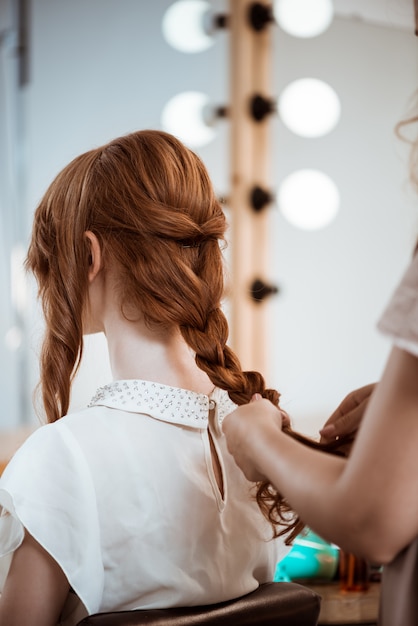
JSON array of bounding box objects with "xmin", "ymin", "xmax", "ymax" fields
[
  {"xmin": 86, "ymin": 265, "xmax": 214, "ymax": 394},
  {"xmin": 104, "ymin": 314, "xmax": 214, "ymax": 395}
]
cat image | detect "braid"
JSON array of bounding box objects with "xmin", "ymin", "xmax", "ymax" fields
[
  {"xmin": 186, "ymin": 302, "xmax": 352, "ymax": 542},
  {"xmin": 28, "ymin": 184, "xmax": 91, "ymax": 423},
  {"xmin": 175, "ymin": 240, "xmax": 306, "ymax": 540},
  {"xmin": 27, "ymin": 127, "xmax": 351, "ymax": 542},
  {"xmin": 179, "ymin": 243, "xmax": 351, "ymax": 544}
]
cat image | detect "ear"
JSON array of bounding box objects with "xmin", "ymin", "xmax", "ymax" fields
[{"xmin": 85, "ymin": 231, "xmax": 102, "ymax": 282}]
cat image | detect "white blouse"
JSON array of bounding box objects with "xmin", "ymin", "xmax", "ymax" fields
[
  {"xmin": 378, "ymin": 252, "xmax": 418, "ymax": 356},
  {"xmin": 0, "ymin": 381, "xmax": 288, "ymax": 624}
]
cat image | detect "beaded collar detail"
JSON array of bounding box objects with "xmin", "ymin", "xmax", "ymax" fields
[{"xmin": 88, "ymin": 379, "xmax": 237, "ymax": 429}]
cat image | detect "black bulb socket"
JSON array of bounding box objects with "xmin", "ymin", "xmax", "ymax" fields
[
  {"xmin": 250, "ymin": 186, "xmax": 273, "ymax": 212},
  {"xmin": 250, "ymin": 94, "xmax": 276, "ymax": 122},
  {"xmin": 248, "ymin": 2, "xmax": 274, "ymax": 31},
  {"xmin": 250, "ymin": 278, "xmax": 279, "ymax": 303}
]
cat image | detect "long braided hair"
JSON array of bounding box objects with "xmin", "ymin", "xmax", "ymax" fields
[{"xmin": 27, "ymin": 129, "xmax": 349, "ymax": 542}]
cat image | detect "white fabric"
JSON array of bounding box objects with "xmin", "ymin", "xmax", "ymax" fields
[
  {"xmin": 0, "ymin": 381, "xmax": 288, "ymax": 625},
  {"xmin": 378, "ymin": 253, "xmax": 418, "ymax": 355}
]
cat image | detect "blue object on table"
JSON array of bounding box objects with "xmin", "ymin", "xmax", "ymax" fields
[{"xmin": 274, "ymin": 529, "xmax": 339, "ymax": 583}]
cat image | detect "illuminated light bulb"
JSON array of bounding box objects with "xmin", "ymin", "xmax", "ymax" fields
[
  {"xmin": 278, "ymin": 169, "xmax": 340, "ymax": 230},
  {"xmin": 5, "ymin": 326, "xmax": 23, "ymax": 351},
  {"xmin": 162, "ymin": 0, "xmax": 213, "ymax": 53},
  {"xmin": 161, "ymin": 91, "xmax": 216, "ymax": 147},
  {"xmin": 274, "ymin": 0, "xmax": 334, "ymax": 38},
  {"xmin": 279, "ymin": 78, "xmax": 341, "ymax": 138}
]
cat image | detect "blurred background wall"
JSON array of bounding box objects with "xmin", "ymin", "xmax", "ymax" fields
[{"xmin": 1, "ymin": 0, "xmax": 417, "ymax": 436}]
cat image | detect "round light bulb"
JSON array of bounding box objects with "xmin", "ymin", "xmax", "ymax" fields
[
  {"xmin": 5, "ymin": 326, "xmax": 23, "ymax": 351},
  {"xmin": 274, "ymin": 0, "xmax": 334, "ymax": 38},
  {"xmin": 279, "ymin": 78, "xmax": 341, "ymax": 138},
  {"xmin": 162, "ymin": 0, "xmax": 213, "ymax": 53},
  {"xmin": 278, "ymin": 169, "xmax": 340, "ymax": 230},
  {"xmin": 161, "ymin": 91, "xmax": 216, "ymax": 147}
]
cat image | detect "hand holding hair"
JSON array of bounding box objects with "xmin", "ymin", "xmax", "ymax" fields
[
  {"xmin": 223, "ymin": 393, "xmax": 355, "ymax": 543},
  {"xmin": 319, "ymin": 383, "xmax": 376, "ymax": 446},
  {"xmin": 222, "ymin": 395, "xmax": 286, "ymax": 483}
]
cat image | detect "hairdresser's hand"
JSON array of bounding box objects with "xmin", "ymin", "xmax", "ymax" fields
[
  {"xmin": 222, "ymin": 395, "xmax": 287, "ymax": 482},
  {"xmin": 319, "ymin": 383, "xmax": 376, "ymax": 446}
]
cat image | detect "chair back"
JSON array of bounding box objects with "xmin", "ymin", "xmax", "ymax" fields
[{"xmin": 77, "ymin": 582, "xmax": 321, "ymax": 625}]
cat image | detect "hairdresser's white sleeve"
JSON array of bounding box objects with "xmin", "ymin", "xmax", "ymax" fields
[
  {"xmin": 0, "ymin": 423, "xmax": 104, "ymax": 616},
  {"xmin": 377, "ymin": 253, "xmax": 418, "ymax": 357}
]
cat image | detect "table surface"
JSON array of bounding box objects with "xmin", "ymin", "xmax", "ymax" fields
[{"xmin": 307, "ymin": 582, "xmax": 380, "ymax": 625}]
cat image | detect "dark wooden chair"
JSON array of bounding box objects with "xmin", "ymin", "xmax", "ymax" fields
[{"xmin": 76, "ymin": 581, "xmax": 321, "ymax": 625}]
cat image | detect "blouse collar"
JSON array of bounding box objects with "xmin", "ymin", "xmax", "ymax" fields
[{"xmin": 88, "ymin": 379, "xmax": 237, "ymax": 429}]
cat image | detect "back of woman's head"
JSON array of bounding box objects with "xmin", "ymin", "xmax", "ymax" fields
[{"xmin": 27, "ymin": 129, "xmax": 278, "ymax": 421}]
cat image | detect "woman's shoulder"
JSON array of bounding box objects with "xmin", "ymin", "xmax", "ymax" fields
[
  {"xmin": 1, "ymin": 407, "xmax": 99, "ymax": 484},
  {"xmin": 0, "ymin": 412, "xmax": 104, "ymax": 616}
]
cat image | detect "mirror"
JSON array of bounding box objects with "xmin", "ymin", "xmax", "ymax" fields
[{"xmin": 0, "ymin": 0, "xmax": 417, "ymax": 439}]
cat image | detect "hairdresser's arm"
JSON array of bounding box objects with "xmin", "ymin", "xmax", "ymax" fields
[
  {"xmin": 0, "ymin": 531, "xmax": 69, "ymax": 626},
  {"xmin": 319, "ymin": 383, "xmax": 376, "ymax": 443},
  {"xmin": 223, "ymin": 347, "xmax": 418, "ymax": 564}
]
